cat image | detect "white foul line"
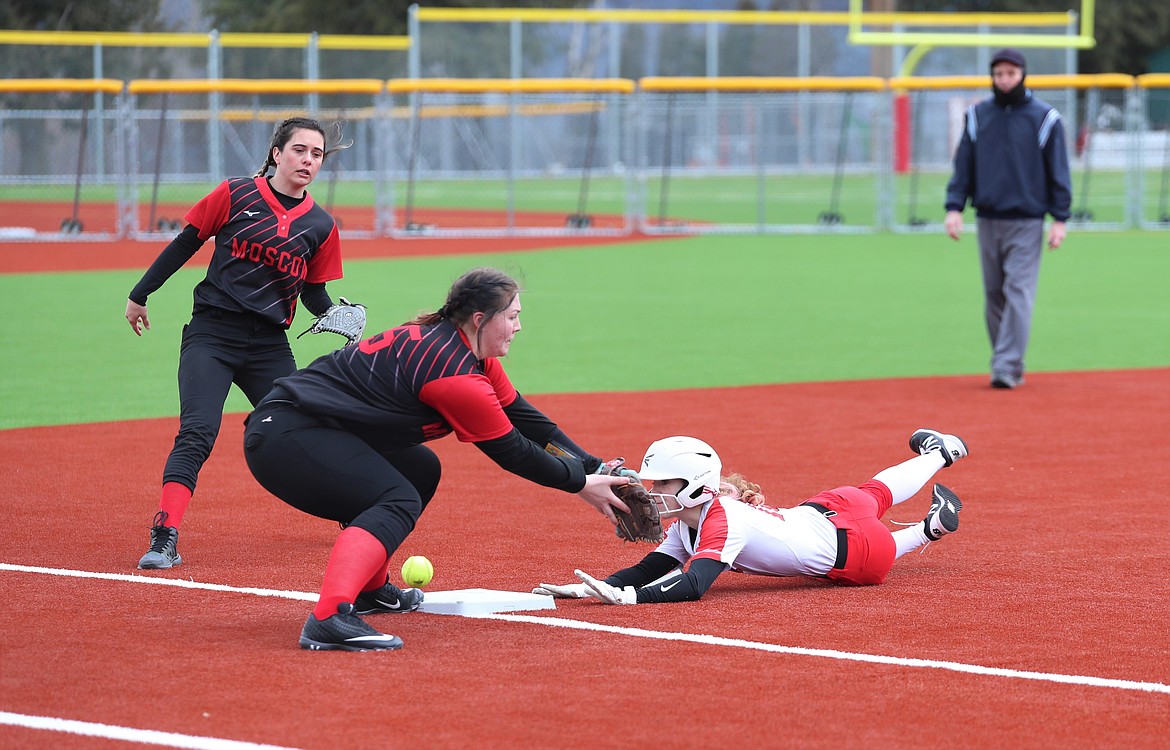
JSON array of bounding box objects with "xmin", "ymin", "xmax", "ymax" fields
[
  {"xmin": 474, "ymin": 612, "xmax": 1170, "ymax": 695},
  {"xmin": 0, "ymin": 562, "xmax": 316, "ymax": 601},
  {"xmin": 4, "ymin": 562, "xmax": 1170, "ymax": 698},
  {"xmin": 0, "ymin": 711, "xmax": 305, "ymax": 750}
]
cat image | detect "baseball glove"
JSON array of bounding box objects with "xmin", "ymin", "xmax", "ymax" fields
[
  {"xmin": 596, "ymin": 458, "xmax": 664, "ymax": 544},
  {"xmin": 297, "ymin": 297, "xmax": 366, "ymax": 346}
]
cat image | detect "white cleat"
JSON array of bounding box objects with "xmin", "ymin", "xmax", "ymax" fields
[{"xmin": 909, "ymin": 428, "xmax": 968, "ymax": 467}]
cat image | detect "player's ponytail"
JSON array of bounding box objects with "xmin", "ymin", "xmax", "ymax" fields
[{"xmin": 405, "ymin": 268, "xmax": 523, "ymax": 344}]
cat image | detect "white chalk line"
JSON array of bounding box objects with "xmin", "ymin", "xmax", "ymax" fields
[
  {"xmin": 4, "ymin": 562, "xmax": 1170, "ymax": 705},
  {"xmin": 0, "ymin": 710, "xmax": 305, "ymax": 750},
  {"xmin": 475, "ymin": 612, "xmax": 1170, "ymax": 695}
]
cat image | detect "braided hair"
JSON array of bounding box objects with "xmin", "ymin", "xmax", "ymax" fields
[
  {"xmin": 253, "ymin": 116, "xmax": 352, "ymax": 178},
  {"xmin": 408, "ymin": 267, "xmax": 522, "ymax": 352}
]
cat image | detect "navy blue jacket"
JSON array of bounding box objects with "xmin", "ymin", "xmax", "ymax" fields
[{"xmin": 945, "ymin": 91, "xmax": 1072, "ymax": 222}]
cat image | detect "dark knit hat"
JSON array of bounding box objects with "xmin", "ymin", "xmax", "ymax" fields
[{"xmin": 990, "ymin": 48, "xmax": 1027, "ymax": 70}]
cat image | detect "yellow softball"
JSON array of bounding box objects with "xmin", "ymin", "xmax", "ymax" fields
[{"xmin": 401, "ymin": 555, "xmax": 434, "ymax": 588}]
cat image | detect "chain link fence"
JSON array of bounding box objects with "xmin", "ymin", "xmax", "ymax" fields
[
  {"xmin": 125, "ymin": 80, "xmax": 387, "ymax": 239},
  {"xmin": 0, "ymin": 80, "xmax": 126, "ymax": 239},
  {"xmin": 4, "ymin": 75, "xmax": 1170, "ymax": 241},
  {"xmin": 636, "ymin": 79, "xmax": 888, "ymax": 234},
  {"xmin": 385, "ymin": 79, "xmax": 633, "ymax": 237}
]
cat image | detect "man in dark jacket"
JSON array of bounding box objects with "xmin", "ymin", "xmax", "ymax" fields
[{"xmin": 944, "ymin": 48, "xmax": 1073, "ymax": 390}]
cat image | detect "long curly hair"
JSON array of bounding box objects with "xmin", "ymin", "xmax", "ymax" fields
[{"xmin": 719, "ymin": 472, "xmax": 767, "ymax": 507}]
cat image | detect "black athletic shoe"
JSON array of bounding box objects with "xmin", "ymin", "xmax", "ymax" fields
[
  {"xmin": 299, "ymin": 602, "xmax": 404, "ymax": 651},
  {"xmin": 137, "ymin": 511, "xmax": 182, "ymax": 569},
  {"xmin": 353, "ymin": 581, "xmax": 424, "ymax": 615},
  {"xmin": 991, "ymin": 372, "xmax": 1020, "ymax": 389},
  {"xmin": 924, "ymin": 484, "xmax": 963, "ymax": 541}
]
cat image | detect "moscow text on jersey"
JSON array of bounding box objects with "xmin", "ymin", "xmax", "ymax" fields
[{"xmin": 185, "ymin": 177, "xmax": 342, "ymax": 327}]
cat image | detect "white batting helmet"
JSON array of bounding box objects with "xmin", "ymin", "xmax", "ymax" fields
[{"xmin": 639, "ymin": 436, "xmax": 721, "ymax": 514}]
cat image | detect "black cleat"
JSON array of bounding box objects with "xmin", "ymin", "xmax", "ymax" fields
[
  {"xmin": 924, "ymin": 484, "xmax": 963, "ymax": 541},
  {"xmin": 299, "ymin": 602, "xmax": 404, "ymax": 651},
  {"xmin": 353, "ymin": 580, "xmax": 424, "ymax": 615}
]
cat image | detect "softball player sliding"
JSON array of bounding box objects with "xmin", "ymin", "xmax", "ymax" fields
[
  {"xmin": 126, "ymin": 117, "xmax": 350, "ymax": 571},
  {"xmin": 536, "ymin": 429, "xmax": 969, "ymax": 604}
]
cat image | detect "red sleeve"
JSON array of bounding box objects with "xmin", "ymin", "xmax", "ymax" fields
[
  {"xmin": 419, "ymin": 373, "xmax": 513, "ymax": 443},
  {"xmin": 183, "ymin": 181, "xmax": 231, "ymax": 241},
  {"xmin": 689, "ymin": 501, "xmax": 731, "ymax": 564},
  {"xmin": 481, "ymin": 357, "xmax": 518, "ymax": 407},
  {"xmin": 305, "ymin": 221, "xmax": 343, "ymax": 283}
]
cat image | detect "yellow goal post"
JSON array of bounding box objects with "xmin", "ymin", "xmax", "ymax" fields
[{"xmin": 846, "ymin": 0, "xmax": 1095, "ymax": 51}]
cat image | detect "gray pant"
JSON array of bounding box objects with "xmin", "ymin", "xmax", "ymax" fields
[{"xmin": 975, "ymin": 217, "xmax": 1044, "ymax": 380}]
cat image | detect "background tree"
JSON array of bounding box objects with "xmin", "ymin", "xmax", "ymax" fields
[
  {"xmin": 1, "ymin": 0, "xmax": 163, "ymax": 33},
  {"xmin": 0, "ymin": 1, "xmax": 166, "ymax": 176},
  {"xmin": 203, "ymin": 0, "xmax": 583, "ymax": 78},
  {"xmin": 2, "ymin": 0, "xmax": 165, "ymax": 77},
  {"xmin": 4, "ymin": 2, "xmax": 1166, "ymax": 77}
]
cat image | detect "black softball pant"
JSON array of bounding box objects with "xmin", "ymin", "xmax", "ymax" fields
[
  {"xmin": 161, "ymin": 311, "xmax": 295, "ymax": 491},
  {"xmin": 243, "ymin": 400, "xmax": 441, "ymax": 555}
]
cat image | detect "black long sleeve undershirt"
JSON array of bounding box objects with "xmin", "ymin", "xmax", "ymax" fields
[
  {"xmin": 502, "ymin": 393, "xmax": 602, "ymax": 473},
  {"xmin": 606, "ymin": 551, "xmax": 729, "ymax": 603},
  {"xmin": 475, "ymin": 427, "xmax": 588, "ymax": 493},
  {"xmin": 299, "ymin": 282, "xmax": 332, "ymax": 317},
  {"xmin": 128, "ymin": 224, "xmax": 203, "ymax": 304}
]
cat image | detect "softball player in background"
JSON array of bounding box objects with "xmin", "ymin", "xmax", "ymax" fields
[
  {"xmin": 536, "ymin": 429, "xmax": 969, "ymax": 604},
  {"xmin": 126, "ymin": 116, "xmax": 351, "ymax": 570}
]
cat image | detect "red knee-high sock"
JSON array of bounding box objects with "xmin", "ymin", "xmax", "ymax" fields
[
  {"xmin": 314, "ymin": 527, "xmax": 388, "ymax": 620},
  {"xmin": 361, "ymin": 564, "xmax": 391, "ymax": 594},
  {"xmin": 158, "ymin": 482, "xmax": 193, "ymax": 528}
]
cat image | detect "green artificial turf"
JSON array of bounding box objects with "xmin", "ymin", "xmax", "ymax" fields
[
  {"xmin": 1, "ymin": 167, "xmax": 1141, "ymax": 227},
  {"xmin": 2, "ymin": 231, "xmax": 1167, "ymax": 429}
]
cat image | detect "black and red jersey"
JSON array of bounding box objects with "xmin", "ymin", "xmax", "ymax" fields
[
  {"xmin": 186, "ymin": 177, "xmax": 343, "ymax": 328},
  {"xmin": 269, "ymin": 320, "xmax": 518, "ymax": 450}
]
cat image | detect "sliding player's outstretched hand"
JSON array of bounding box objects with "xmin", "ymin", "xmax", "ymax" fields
[
  {"xmin": 574, "ymin": 569, "xmax": 637, "ymax": 605},
  {"xmin": 532, "ymin": 581, "xmax": 589, "ymax": 598}
]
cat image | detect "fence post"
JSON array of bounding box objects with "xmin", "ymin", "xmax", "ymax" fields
[
  {"xmin": 877, "ymin": 88, "xmax": 894, "ymax": 231},
  {"xmin": 307, "ymin": 32, "xmax": 320, "ymax": 115},
  {"xmin": 408, "ymin": 4, "xmax": 421, "ymax": 78},
  {"xmin": 94, "ymin": 42, "xmax": 106, "ymax": 179},
  {"xmin": 511, "ymin": 18, "xmax": 522, "ymax": 78},
  {"xmin": 797, "ymin": 24, "xmax": 811, "ymax": 168},
  {"xmin": 117, "ymin": 87, "xmax": 137, "ymax": 239},
  {"xmin": 209, "ymin": 30, "xmax": 223, "ymax": 180},
  {"xmin": 1126, "ymin": 82, "xmax": 1142, "ymax": 229},
  {"xmin": 375, "ymin": 87, "xmax": 393, "ymax": 237}
]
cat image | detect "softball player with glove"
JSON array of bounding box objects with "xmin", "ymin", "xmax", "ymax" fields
[
  {"xmin": 536, "ymin": 428, "xmax": 969, "ymax": 604},
  {"xmin": 126, "ymin": 117, "xmax": 353, "ymax": 571},
  {"xmin": 242, "ymin": 267, "xmax": 633, "ymax": 650}
]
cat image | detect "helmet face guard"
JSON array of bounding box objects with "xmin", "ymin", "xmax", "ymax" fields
[
  {"xmin": 648, "ymin": 490, "xmax": 685, "ymax": 517},
  {"xmin": 646, "ymin": 487, "xmax": 717, "ymax": 517},
  {"xmin": 639, "ymin": 436, "xmax": 722, "ymax": 516}
]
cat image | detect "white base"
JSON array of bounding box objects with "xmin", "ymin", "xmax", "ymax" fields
[{"xmin": 417, "ymin": 588, "xmax": 556, "ymax": 616}]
